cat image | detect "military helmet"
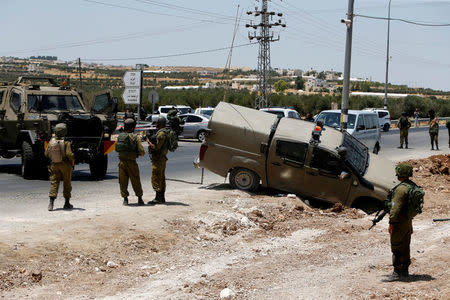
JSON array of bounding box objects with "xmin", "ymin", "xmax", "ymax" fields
[
  {"xmin": 156, "ymin": 116, "xmax": 167, "ymax": 126},
  {"xmin": 54, "ymin": 123, "xmax": 67, "ymax": 137},
  {"xmin": 395, "ymin": 163, "xmax": 413, "ymax": 178},
  {"xmin": 123, "ymin": 118, "xmax": 136, "ymax": 132}
]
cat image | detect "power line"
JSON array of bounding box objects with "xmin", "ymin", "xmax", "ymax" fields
[
  {"xmin": 355, "ymin": 14, "xmax": 450, "ymax": 27},
  {"xmin": 83, "ymin": 42, "xmax": 257, "ymax": 62}
]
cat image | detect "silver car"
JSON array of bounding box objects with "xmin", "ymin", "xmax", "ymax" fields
[{"xmin": 179, "ymin": 113, "xmax": 210, "ymax": 142}]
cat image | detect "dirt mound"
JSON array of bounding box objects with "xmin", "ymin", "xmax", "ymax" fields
[{"xmin": 407, "ymin": 154, "xmax": 450, "ymax": 176}]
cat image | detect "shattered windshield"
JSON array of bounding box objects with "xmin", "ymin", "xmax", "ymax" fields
[
  {"xmin": 27, "ymin": 94, "xmax": 84, "ymax": 112},
  {"xmin": 341, "ymin": 132, "xmax": 369, "ymax": 176}
]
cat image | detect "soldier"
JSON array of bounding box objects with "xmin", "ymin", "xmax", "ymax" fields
[
  {"xmin": 167, "ymin": 108, "xmax": 182, "ymax": 136},
  {"xmin": 429, "ymin": 117, "xmax": 439, "ymax": 150},
  {"xmin": 124, "ymin": 106, "xmax": 135, "ymax": 121},
  {"xmin": 397, "ymin": 112, "xmax": 411, "ymax": 149},
  {"xmin": 147, "ymin": 116, "xmax": 169, "ymax": 205},
  {"xmin": 116, "ymin": 118, "xmax": 145, "ymax": 206},
  {"xmin": 447, "ymin": 119, "xmax": 450, "ymax": 148},
  {"xmin": 383, "ymin": 163, "xmax": 417, "ymax": 282},
  {"xmin": 45, "ymin": 123, "xmax": 75, "ymax": 211}
]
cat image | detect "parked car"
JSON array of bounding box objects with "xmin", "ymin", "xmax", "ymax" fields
[
  {"xmin": 195, "ymin": 102, "xmax": 397, "ymax": 213},
  {"xmin": 260, "ymin": 107, "xmax": 301, "ymax": 119},
  {"xmin": 315, "ymin": 109, "xmax": 381, "ymax": 154},
  {"xmin": 363, "ymin": 108, "xmax": 391, "ymax": 132},
  {"xmin": 178, "ymin": 113, "xmax": 209, "ymax": 142},
  {"xmin": 194, "ymin": 107, "xmax": 214, "ymax": 117},
  {"xmin": 147, "ymin": 105, "xmax": 193, "ymax": 123}
]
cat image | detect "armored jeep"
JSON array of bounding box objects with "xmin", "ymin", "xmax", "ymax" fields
[{"xmin": 0, "ymin": 76, "xmax": 117, "ymax": 179}]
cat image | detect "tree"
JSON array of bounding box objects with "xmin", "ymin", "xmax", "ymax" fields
[
  {"xmin": 295, "ymin": 76, "xmax": 304, "ymax": 90},
  {"xmin": 274, "ymin": 80, "xmax": 288, "ymax": 93},
  {"xmin": 317, "ymin": 71, "xmax": 326, "ymax": 80}
]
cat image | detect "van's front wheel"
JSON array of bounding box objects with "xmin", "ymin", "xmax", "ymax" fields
[{"xmin": 229, "ymin": 168, "xmax": 260, "ymax": 192}]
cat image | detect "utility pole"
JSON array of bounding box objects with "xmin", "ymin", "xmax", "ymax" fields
[
  {"xmin": 78, "ymin": 58, "xmax": 83, "ymax": 90},
  {"xmin": 341, "ymin": 0, "xmax": 354, "ymax": 130},
  {"xmin": 135, "ymin": 64, "xmax": 144, "ymax": 121},
  {"xmin": 246, "ymin": 0, "xmax": 285, "ymax": 109},
  {"xmin": 384, "ymin": 0, "xmax": 392, "ymax": 109}
]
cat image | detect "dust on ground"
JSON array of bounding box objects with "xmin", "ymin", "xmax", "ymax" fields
[{"xmin": 0, "ymin": 155, "xmax": 449, "ymax": 299}]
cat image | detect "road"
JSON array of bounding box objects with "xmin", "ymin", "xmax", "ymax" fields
[{"xmin": 0, "ymin": 128, "xmax": 448, "ymax": 211}]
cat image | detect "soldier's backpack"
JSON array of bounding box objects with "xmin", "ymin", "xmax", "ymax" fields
[
  {"xmin": 47, "ymin": 137, "xmax": 65, "ymax": 163},
  {"xmin": 404, "ymin": 181, "xmax": 425, "ymax": 218},
  {"xmin": 164, "ymin": 128, "xmax": 178, "ymax": 152},
  {"xmin": 400, "ymin": 117, "xmax": 410, "ymax": 128},
  {"xmin": 115, "ymin": 133, "xmax": 136, "ymax": 153}
]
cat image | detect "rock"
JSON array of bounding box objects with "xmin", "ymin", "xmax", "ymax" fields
[
  {"xmin": 99, "ymin": 266, "xmax": 107, "ymax": 272},
  {"xmin": 31, "ymin": 271, "xmax": 42, "ymax": 282},
  {"xmin": 287, "ymin": 194, "xmax": 296, "ymax": 198},
  {"xmin": 220, "ymin": 288, "xmax": 235, "ymax": 299},
  {"xmin": 240, "ymin": 216, "xmax": 251, "ymax": 226},
  {"xmin": 107, "ymin": 261, "xmax": 118, "ymax": 268},
  {"xmin": 95, "ymin": 267, "xmax": 100, "ymax": 272}
]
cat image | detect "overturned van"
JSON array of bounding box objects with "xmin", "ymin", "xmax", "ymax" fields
[{"xmin": 195, "ymin": 102, "xmax": 398, "ymax": 212}]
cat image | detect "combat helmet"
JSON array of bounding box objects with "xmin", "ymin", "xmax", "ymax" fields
[
  {"xmin": 123, "ymin": 118, "xmax": 136, "ymax": 132},
  {"xmin": 54, "ymin": 123, "xmax": 67, "ymax": 138},
  {"xmin": 156, "ymin": 116, "xmax": 167, "ymax": 127},
  {"xmin": 395, "ymin": 163, "xmax": 413, "ymax": 178}
]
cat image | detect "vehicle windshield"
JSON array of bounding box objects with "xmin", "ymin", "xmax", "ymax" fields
[
  {"xmin": 341, "ymin": 132, "xmax": 369, "ymax": 176},
  {"xmin": 200, "ymin": 109, "xmax": 214, "ymax": 116},
  {"xmin": 160, "ymin": 107, "xmax": 172, "ymax": 113},
  {"xmin": 177, "ymin": 107, "xmax": 191, "ymax": 114},
  {"xmin": 27, "ymin": 94, "xmax": 84, "ymax": 112},
  {"xmin": 317, "ymin": 112, "xmax": 356, "ymax": 129},
  {"xmin": 264, "ymin": 111, "xmax": 285, "ymax": 118}
]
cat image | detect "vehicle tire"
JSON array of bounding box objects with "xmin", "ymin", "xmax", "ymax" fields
[
  {"xmin": 21, "ymin": 141, "xmax": 37, "ymax": 179},
  {"xmin": 229, "ymin": 168, "xmax": 260, "ymax": 192},
  {"xmin": 197, "ymin": 130, "xmax": 206, "ymax": 142},
  {"xmin": 373, "ymin": 143, "xmax": 380, "ymax": 155},
  {"xmin": 383, "ymin": 123, "xmax": 390, "ymax": 132},
  {"xmin": 89, "ymin": 153, "xmax": 108, "ymax": 180}
]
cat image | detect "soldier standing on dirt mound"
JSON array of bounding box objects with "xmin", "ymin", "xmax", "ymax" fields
[
  {"xmin": 397, "ymin": 112, "xmax": 411, "ymax": 149},
  {"xmin": 147, "ymin": 116, "xmax": 169, "ymax": 205},
  {"xmin": 116, "ymin": 118, "xmax": 145, "ymax": 206},
  {"xmin": 45, "ymin": 123, "xmax": 75, "ymax": 211},
  {"xmin": 383, "ymin": 163, "xmax": 416, "ymax": 282}
]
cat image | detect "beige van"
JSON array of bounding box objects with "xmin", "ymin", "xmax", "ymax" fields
[{"xmin": 196, "ymin": 102, "xmax": 398, "ymax": 212}]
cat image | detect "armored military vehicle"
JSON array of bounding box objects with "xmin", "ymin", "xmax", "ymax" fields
[{"xmin": 0, "ymin": 76, "xmax": 117, "ymax": 179}]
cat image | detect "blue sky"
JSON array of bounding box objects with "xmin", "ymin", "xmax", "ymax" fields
[{"xmin": 1, "ymin": 0, "xmax": 449, "ymax": 91}]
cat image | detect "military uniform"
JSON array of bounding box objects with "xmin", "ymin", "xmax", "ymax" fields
[
  {"xmin": 167, "ymin": 108, "xmax": 182, "ymax": 136},
  {"xmin": 429, "ymin": 119, "xmax": 439, "ymax": 150},
  {"xmin": 151, "ymin": 129, "xmax": 169, "ymax": 199},
  {"xmin": 45, "ymin": 123, "xmax": 75, "ymax": 211},
  {"xmin": 116, "ymin": 131, "xmax": 145, "ymax": 205},
  {"xmin": 397, "ymin": 115, "xmax": 411, "ymax": 148},
  {"xmin": 446, "ymin": 119, "xmax": 450, "ymax": 148}
]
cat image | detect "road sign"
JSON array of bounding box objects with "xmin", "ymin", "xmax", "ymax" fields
[
  {"xmin": 122, "ymin": 87, "xmax": 140, "ymax": 104},
  {"xmin": 123, "ymin": 71, "xmax": 141, "ymax": 87},
  {"xmin": 148, "ymin": 90, "xmax": 159, "ymax": 104}
]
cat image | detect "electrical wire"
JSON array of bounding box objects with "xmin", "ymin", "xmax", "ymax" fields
[{"xmin": 355, "ymin": 14, "xmax": 450, "ymax": 27}]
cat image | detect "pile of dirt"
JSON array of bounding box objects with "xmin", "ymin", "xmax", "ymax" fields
[{"xmin": 408, "ymin": 154, "xmax": 450, "ymax": 176}]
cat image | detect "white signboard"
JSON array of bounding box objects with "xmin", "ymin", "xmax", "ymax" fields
[
  {"xmin": 123, "ymin": 71, "xmax": 141, "ymax": 87},
  {"xmin": 122, "ymin": 88, "xmax": 140, "ymax": 104},
  {"xmin": 148, "ymin": 90, "xmax": 159, "ymax": 104}
]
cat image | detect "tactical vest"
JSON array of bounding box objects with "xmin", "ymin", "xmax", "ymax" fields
[
  {"xmin": 115, "ymin": 133, "xmax": 137, "ymax": 154},
  {"xmin": 48, "ymin": 138, "xmax": 65, "ymax": 163}
]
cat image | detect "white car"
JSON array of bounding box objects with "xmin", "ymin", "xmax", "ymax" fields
[
  {"xmin": 260, "ymin": 107, "xmax": 301, "ymax": 119},
  {"xmin": 194, "ymin": 107, "xmax": 214, "ymax": 117},
  {"xmin": 364, "ymin": 108, "xmax": 391, "ymax": 132},
  {"xmin": 178, "ymin": 113, "xmax": 210, "ymax": 142}
]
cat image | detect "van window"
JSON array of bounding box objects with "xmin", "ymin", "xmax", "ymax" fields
[
  {"xmin": 11, "ymin": 92, "xmax": 22, "ymax": 113},
  {"xmin": 378, "ymin": 111, "xmax": 388, "ymax": 118},
  {"xmin": 364, "ymin": 114, "xmax": 377, "ymax": 129},
  {"xmin": 310, "ymin": 148, "xmax": 347, "ymax": 176},
  {"xmin": 318, "ymin": 112, "xmax": 356, "ymax": 129},
  {"xmin": 356, "ymin": 115, "xmax": 364, "ymax": 129},
  {"xmin": 276, "ymin": 140, "xmax": 308, "ymax": 164}
]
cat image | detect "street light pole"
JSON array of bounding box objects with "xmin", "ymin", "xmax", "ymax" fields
[
  {"xmin": 341, "ymin": 0, "xmax": 354, "ymax": 131},
  {"xmin": 384, "ymin": 0, "xmax": 392, "ymax": 109}
]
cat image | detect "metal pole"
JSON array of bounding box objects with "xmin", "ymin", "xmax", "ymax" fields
[
  {"xmin": 136, "ymin": 65, "xmax": 143, "ymax": 121},
  {"xmin": 78, "ymin": 58, "xmax": 83, "ymax": 90},
  {"xmin": 341, "ymin": 0, "xmax": 354, "ymax": 131},
  {"xmin": 384, "ymin": 0, "xmax": 392, "ymax": 109}
]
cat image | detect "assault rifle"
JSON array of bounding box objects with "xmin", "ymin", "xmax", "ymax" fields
[{"xmin": 369, "ymin": 208, "xmax": 388, "ymax": 230}]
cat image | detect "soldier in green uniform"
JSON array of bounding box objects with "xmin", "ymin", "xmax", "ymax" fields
[
  {"xmin": 45, "ymin": 123, "xmax": 75, "ymax": 211},
  {"xmin": 116, "ymin": 118, "xmax": 145, "ymax": 206},
  {"xmin": 147, "ymin": 116, "xmax": 169, "ymax": 205},
  {"xmin": 429, "ymin": 117, "xmax": 439, "ymax": 150},
  {"xmin": 384, "ymin": 163, "xmax": 416, "ymax": 281},
  {"xmin": 446, "ymin": 119, "xmax": 450, "ymax": 148},
  {"xmin": 167, "ymin": 108, "xmax": 182, "ymax": 136},
  {"xmin": 397, "ymin": 112, "xmax": 411, "ymax": 149}
]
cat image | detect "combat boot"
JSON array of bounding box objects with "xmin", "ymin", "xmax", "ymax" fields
[
  {"xmin": 397, "ymin": 144, "xmax": 403, "ymax": 149},
  {"xmin": 405, "ymin": 143, "xmax": 408, "ymax": 149},
  {"xmin": 431, "ymin": 143, "xmax": 434, "ymax": 150},
  {"xmin": 123, "ymin": 197, "xmax": 129, "ymax": 206},
  {"xmin": 159, "ymin": 191, "xmax": 166, "ymax": 204},
  {"xmin": 137, "ymin": 196, "xmax": 145, "ymax": 206},
  {"xmin": 147, "ymin": 192, "xmax": 163, "ymax": 205},
  {"xmin": 382, "ymin": 271, "xmax": 401, "ymax": 282},
  {"xmin": 48, "ymin": 197, "xmax": 55, "ymax": 211},
  {"xmin": 63, "ymin": 198, "xmax": 73, "ymax": 209},
  {"xmin": 436, "ymin": 141, "xmax": 439, "ymax": 151}
]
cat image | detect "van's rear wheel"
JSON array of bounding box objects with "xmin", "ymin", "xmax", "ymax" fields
[
  {"xmin": 373, "ymin": 143, "xmax": 380, "ymax": 154},
  {"xmin": 383, "ymin": 123, "xmax": 390, "ymax": 132},
  {"xmin": 229, "ymin": 168, "xmax": 260, "ymax": 192}
]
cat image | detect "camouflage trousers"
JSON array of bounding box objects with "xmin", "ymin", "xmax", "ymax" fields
[
  {"xmin": 118, "ymin": 160, "xmax": 143, "ymax": 198},
  {"xmin": 151, "ymin": 157, "xmax": 167, "ymax": 192},
  {"xmin": 390, "ymin": 220, "xmax": 413, "ymax": 273},
  {"xmin": 429, "ymin": 132, "xmax": 438, "ymax": 148},
  {"xmin": 49, "ymin": 161, "xmax": 72, "ymax": 199},
  {"xmin": 400, "ymin": 129, "xmax": 409, "ymax": 145}
]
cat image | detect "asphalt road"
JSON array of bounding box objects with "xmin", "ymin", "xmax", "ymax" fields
[{"xmin": 0, "ymin": 128, "xmax": 448, "ymax": 208}]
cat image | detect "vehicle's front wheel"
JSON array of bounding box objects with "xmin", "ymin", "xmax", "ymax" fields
[
  {"xmin": 383, "ymin": 123, "xmax": 390, "ymax": 132},
  {"xmin": 373, "ymin": 143, "xmax": 380, "ymax": 154},
  {"xmin": 89, "ymin": 153, "xmax": 108, "ymax": 180},
  {"xmin": 21, "ymin": 141, "xmax": 37, "ymax": 179},
  {"xmin": 197, "ymin": 130, "xmax": 206, "ymax": 142},
  {"xmin": 229, "ymin": 168, "xmax": 260, "ymax": 192}
]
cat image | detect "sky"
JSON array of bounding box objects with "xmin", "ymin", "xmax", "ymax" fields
[{"xmin": 1, "ymin": 0, "xmax": 449, "ymax": 91}]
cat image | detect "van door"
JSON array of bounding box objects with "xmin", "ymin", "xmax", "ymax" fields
[
  {"xmin": 302, "ymin": 146, "xmax": 352, "ymax": 203},
  {"xmin": 267, "ymin": 139, "xmax": 308, "ymax": 194},
  {"xmin": 91, "ymin": 91, "xmax": 116, "ymax": 115},
  {"xmin": 363, "ymin": 114, "xmax": 379, "ymax": 151},
  {"xmin": 3, "ymin": 88, "xmax": 23, "ymax": 146}
]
